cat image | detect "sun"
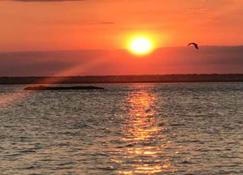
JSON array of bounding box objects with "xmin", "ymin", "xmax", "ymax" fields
[{"xmin": 127, "ymin": 35, "xmax": 156, "ymax": 56}]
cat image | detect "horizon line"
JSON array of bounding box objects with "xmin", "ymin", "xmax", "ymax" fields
[{"xmin": 1, "ymin": 74, "xmax": 243, "ymax": 78}]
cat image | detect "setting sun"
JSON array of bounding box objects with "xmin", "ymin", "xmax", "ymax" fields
[{"xmin": 127, "ymin": 35, "xmax": 156, "ymax": 56}]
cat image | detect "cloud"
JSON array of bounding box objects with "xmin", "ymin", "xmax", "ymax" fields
[
  {"xmin": 99, "ymin": 21, "xmax": 115, "ymax": 25},
  {"xmin": 14, "ymin": 0, "xmax": 85, "ymax": 2},
  {"xmin": 1, "ymin": 46, "xmax": 243, "ymax": 76}
]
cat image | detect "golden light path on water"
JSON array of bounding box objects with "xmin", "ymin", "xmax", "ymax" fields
[{"xmin": 114, "ymin": 87, "xmax": 174, "ymax": 175}]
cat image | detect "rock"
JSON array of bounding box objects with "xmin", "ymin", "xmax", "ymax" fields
[{"xmin": 24, "ymin": 85, "xmax": 104, "ymax": 90}]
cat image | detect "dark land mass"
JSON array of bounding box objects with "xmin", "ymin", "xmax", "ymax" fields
[
  {"xmin": 1, "ymin": 74, "xmax": 243, "ymax": 84},
  {"xmin": 24, "ymin": 86, "xmax": 105, "ymax": 91}
]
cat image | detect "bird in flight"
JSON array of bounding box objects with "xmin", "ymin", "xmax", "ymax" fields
[{"xmin": 188, "ymin": 42, "xmax": 199, "ymax": 50}]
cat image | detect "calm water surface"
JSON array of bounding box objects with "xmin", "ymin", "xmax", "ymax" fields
[{"xmin": 0, "ymin": 83, "xmax": 243, "ymax": 175}]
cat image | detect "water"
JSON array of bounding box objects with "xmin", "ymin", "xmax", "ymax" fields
[{"xmin": 0, "ymin": 83, "xmax": 243, "ymax": 175}]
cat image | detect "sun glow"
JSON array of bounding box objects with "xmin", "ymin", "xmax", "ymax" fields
[{"xmin": 126, "ymin": 34, "xmax": 156, "ymax": 56}]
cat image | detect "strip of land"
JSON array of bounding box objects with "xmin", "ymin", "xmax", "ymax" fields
[{"xmin": 0, "ymin": 74, "xmax": 243, "ymax": 84}]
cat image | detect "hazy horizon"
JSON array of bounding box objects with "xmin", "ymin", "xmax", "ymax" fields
[{"xmin": 1, "ymin": 45, "xmax": 243, "ymax": 76}]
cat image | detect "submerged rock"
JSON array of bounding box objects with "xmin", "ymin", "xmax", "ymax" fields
[{"xmin": 24, "ymin": 85, "xmax": 105, "ymax": 90}]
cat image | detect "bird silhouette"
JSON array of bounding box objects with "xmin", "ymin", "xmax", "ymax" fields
[{"xmin": 188, "ymin": 42, "xmax": 199, "ymax": 50}]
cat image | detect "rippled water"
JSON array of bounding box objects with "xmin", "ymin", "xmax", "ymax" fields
[{"xmin": 0, "ymin": 83, "xmax": 243, "ymax": 175}]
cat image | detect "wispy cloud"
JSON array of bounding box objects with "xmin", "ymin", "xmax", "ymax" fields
[{"xmin": 14, "ymin": 0, "xmax": 85, "ymax": 2}]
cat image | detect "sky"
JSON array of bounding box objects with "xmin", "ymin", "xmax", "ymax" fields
[{"xmin": 0, "ymin": 0, "xmax": 243, "ymax": 75}]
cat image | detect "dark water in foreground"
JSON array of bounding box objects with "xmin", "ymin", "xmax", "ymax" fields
[{"xmin": 0, "ymin": 83, "xmax": 243, "ymax": 175}]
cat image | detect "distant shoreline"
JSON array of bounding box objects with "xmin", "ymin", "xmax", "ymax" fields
[{"xmin": 1, "ymin": 74, "xmax": 243, "ymax": 84}]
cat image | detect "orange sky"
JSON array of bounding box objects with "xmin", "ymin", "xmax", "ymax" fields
[
  {"xmin": 1, "ymin": 0, "xmax": 243, "ymax": 76},
  {"xmin": 1, "ymin": 0, "xmax": 243, "ymax": 51}
]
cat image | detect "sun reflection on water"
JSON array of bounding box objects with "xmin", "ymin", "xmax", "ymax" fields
[
  {"xmin": 123, "ymin": 91, "xmax": 158, "ymax": 142},
  {"xmin": 115, "ymin": 88, "xmax": 173, "ymax": 175}
]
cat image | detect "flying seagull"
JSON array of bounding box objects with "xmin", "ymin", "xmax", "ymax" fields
[{"xmin": 188, "ymin": 42, "xmax": 199, "ymax": 50}]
